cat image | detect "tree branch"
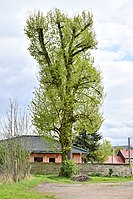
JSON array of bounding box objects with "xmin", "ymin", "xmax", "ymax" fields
[
  {"xmin": 72, "ymin": 45, "xmax": 92, "ymax": 57},
  {"xmin": 67, "ymin": 23, "xmax": 91, "ymax": 64},
  {"xmin": 57, "ymin": 21, "xmax": 67, "ymax": 66},
  {"xmin": 75, "ymin": 22, "xmax": 90, "ymax": 38},
  {"xmin": 38, "ymin": 28, "xmax": 51, "ymax": 66},
  {"xmin": 72, "ymin": 113, "xmax": 94, "ymax": 125},
  {"xmin": 75, "ymin": 92, "xmax": 99, "ymax": 106},
  {"xmin": 67, "ymin": 27, "xmax": 76, "ymax": 65},
  {"xmin": 90, "ymin": 86, "xmax": 102, "ymax": 97},
  {"xmin": 53, "ymin": 126, "xmax": 60, "ymax": 136}
]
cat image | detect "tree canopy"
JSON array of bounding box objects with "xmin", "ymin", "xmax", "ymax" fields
[
  {"xmin": 24, "ymin": 9, "xmax": 104, "ymax": 162},
  {"xmin": 114, "ymin": 146, "xmax": 125, "ymax": 155},
  {"xmin": 93, "ymin": 140, "xmax": 113, "ymax": 163}
]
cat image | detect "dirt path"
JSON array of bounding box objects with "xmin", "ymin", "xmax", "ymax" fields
[{"xmin": 36, "ymin": 181, "xmax": 133, "ymax": 199}]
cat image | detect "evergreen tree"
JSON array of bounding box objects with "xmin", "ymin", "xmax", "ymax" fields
[{"xmin": 75, "ymin": 130, "xmax": 102, "ymax": 162}]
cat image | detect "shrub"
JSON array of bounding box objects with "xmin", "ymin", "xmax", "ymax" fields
[
  {"xmin": 95, "ymin": 172, "xmax": 101, "ymax": 177},
  {"xmin": 0, "ymin": 141, "xmax": 30, "ymax": 182},
  {"xmin": 59, "ymin": 159, "xmax": 78, "ymax": 178}
]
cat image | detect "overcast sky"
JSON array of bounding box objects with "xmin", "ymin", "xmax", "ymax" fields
[{"xmin": 0, "ymin": 0, "xmax": 133, "ymax": 146}]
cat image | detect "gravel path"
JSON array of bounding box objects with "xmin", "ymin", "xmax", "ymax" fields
[{"xmin": 36, "ymin": 181, "xmax": 133, "ymax": 199}]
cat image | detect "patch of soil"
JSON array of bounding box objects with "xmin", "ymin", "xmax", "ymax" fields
[{"xmin": 36, "ymin": 181, "xmax": 133, "ymax": 199}]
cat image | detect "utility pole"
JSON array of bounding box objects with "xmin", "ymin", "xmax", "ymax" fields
[
  {"xmin": 112, "ymin": 147, "xmax": 114, "ymax": 164},
  {"xmin": 128, "ymin": 137, "xmax": 131, "ymax": 165}
]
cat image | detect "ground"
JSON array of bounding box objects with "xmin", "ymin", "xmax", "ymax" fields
[{"xmin": 36, "ymin": 181, "xmax": 133, "ymax": 199}]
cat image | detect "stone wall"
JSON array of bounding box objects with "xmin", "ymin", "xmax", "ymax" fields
[
  {"xmin": 30, "ymin": 162, "xmax": 133, "ymax": 177},
  {"xmin": 30, "ymin": 162, "xmax": 61, "ymax": 175},
  {"xmin": 78, "ymin": 163, "xmax": 132, "ymax": 177}
]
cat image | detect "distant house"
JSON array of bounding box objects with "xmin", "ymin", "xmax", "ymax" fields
[
  {"xmin": 106, "ymin": 149, "xmax": 133, "ymax": 164},
  {"xmin": 0, "ymin": 135, "xmax": 87, "ymax": 164},
  {"xmin": 105, "ymin": 155, "xmax": 124, "ymax": 164},
  {"xmin": 117, "ymin": 149, "xmax": 133, "ymax": 164}
]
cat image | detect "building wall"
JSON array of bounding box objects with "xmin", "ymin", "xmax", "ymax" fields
[
  {"xmin": 72, "ymin": 153, "xmax": 82, "ymax": 163},
  {"xmin": 125, "ymin": 158, "xmax": 133, "ymax": 164},
  {"xmin": 29, "ymin": 153, "xmax": 82, "ymax": 163},
  {"xmin": 30, "ymin": 153, "xmax": 62, "ymax": 163}
]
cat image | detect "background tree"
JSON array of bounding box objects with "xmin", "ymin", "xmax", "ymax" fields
[
  {"xmin": 74, "ymin": 130, "xmax": 102, "ymax": 162},
  {"xmin": 114, "ymin": 146, "xmax": 125, "ymax": 155},
  {"xmin": 0, "ymin": 99, "xmax": 32, "ymax": 139},
  {"xmin": 93, "ymin": 140, "xmax": 113, "ymax": 163},
  {"xmin": 0, "ymin": 99, "xmax": 31, "ymax": 182},
  {"xmin": 25, "ymin": 9, "xmax": 104, "ymax": 172}
]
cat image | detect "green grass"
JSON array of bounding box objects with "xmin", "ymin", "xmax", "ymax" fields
[
  {"xmin": 40, "ymin": 174, "xmax": 73, "ymax": 183},
  {"xmin": 91, "ymin": 176, "xmax": 133, "ymax": 183},
  {"xmin": 40, "ymin": 174, "xmax": 133, "ymax": 184},
  {"xmin": 43, "ymin": 175, "xmax": 133, "ymax": 183},
  {"xmin": 0, "ymin": 175, "xmax": 57, "ymax": 199},
  {"xmin": 0, "ymin": 175, "xmax": 133, "ymax": 199}
]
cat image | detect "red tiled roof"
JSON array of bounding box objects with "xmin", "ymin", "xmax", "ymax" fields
[
  {"xmin": 119, "ymin": 149, "xmax": 133, "ymax": 159},
  {"xmin": 106, "ymin": 156, "xmax": 124, "ymax": 164}
]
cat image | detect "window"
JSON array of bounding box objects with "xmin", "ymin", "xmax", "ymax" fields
[
  {"xmin": 49, "ymin": 158, "xmax": 55, "ymax": 163},
  {"xmin": 34, "ymin": 157, "xmax": 43, "ymax": 162}
]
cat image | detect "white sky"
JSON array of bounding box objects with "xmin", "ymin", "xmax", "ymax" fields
[{"xmin": 0, "ymin": 0, "xmax": 133, "ymax": 146}]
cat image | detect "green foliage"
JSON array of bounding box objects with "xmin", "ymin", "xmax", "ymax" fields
[
  {"xmin": 0, "ymin": 140, "xmax": 30, "ymax": 182},
  {"xmin": 25, "ymin": 9, "xmax": 104, "ymax": 162},
  {"xmin": 0, "ymin": 175, "xmax": 56, "ymax": 199},
  {"xmin": 0, "ymin": 145, "xmax": 5, "ymax": 166},
  {"xmin": 93, "ymin": 140, "xmax": 113, "ymax": 163},
  {"xmin": 0, "ymin": 99, "xmax": 31, "ymax": 182},
  {"xmin": 59, "ymin": 159, "xmax": 78, "ymax": 178},
  {"xmin": 114, "ymin": 146, "xmax": 125, "ymax": 155},
  {"xmin": 75, "ymin": 130, "xmax": 102, "ymax": 162}
]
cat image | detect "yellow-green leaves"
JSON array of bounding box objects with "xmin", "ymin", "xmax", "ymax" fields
[{"xmin": 25, "ymin": 9, "xmax": 104, "ymax": 162}]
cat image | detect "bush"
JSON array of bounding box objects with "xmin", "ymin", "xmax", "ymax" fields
[
  {"xmin": 95, "ymin": 172, "xmax": 101, "ymax": 177},
  {"xmin": 59, "ymin": 159, "xmax": 78, "ymax": 178},
  {"xmin": 0, "ymin": 141, "xmax": 30, "ymax": 182}
]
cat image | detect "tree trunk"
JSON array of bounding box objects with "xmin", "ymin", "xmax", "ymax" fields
[
  {"xmin": 59, "ymin": 96, "xmax": 74, "ymax": 176},
  {"xmin": 59, "ymin": 148, "xmax": 72, "ymax": 177},
  {"xmin": 62, "ymin": 148, "xmax": 72, "ymax": 162},
  {"xmin": 59, "ymin": 141, "xmax": 73, "ymax": 177}
]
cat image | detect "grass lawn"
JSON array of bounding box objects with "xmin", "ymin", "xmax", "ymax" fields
[
  {"xmin": 90, "ymin": 176, "xmax": 133, "ymax": 183},
  {"xmin": 0, "ymin": 175, "xmax": 57, "ymax": 199},
  {"xmin": 0, "ymin": 175, "xmax": 133, "ymax": 199},
  {"xmin": 39, "ymin": 174, "xmax": 133, "ymax": 183}
]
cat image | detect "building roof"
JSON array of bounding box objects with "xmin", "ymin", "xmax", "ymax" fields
[
  {"xmin": 118, "ymin": 149, "xmax": 133, "ymax": 159},
  {"xmin": 105, "ymin": 156, "xmax": 124, "ymax": 164},
  {"xmin": 0, "ymin": 135, "xmax": 87, "ymax": 154}
]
